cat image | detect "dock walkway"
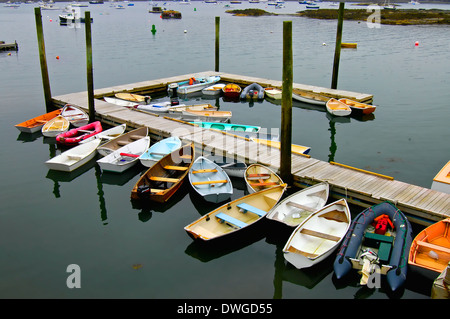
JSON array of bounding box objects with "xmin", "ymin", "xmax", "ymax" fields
[{"xmin": 52, "ymin": 71, "xmax": 449, "ymax": 226}]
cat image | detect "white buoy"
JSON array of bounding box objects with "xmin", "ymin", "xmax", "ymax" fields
[{"xmin": 184, "ymin": 30, "xmax": 187, "ymax": 33}]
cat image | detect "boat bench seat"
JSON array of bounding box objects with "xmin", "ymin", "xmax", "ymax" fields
[
  {"xmin": 67, "ymin": 155, "xmax": 83, "ymax": 161},
  {"xmin": 286, "ymin": 201, "xmax": 315, "ymax": 212},
  {"xmin": 192, "ymin": 169, "xmax": 218, "ymax": 174},
  {"xmin": 216, "ymin": 212, "xmax": 247, "ymax": 229},
  {"xmin": 237, "ymin": 203, "xmax": 267, "ymax": 217},
  {"xmin": 300, "ymin": 228, "xmax": 341, "ymax": 242},
  {"xmin": 164, "ymin": 165, "xmax": 188, "ymax": 171},
  {"xmin": 417, "ymin": 241, "xmax": 450, "ymax": 254},
  {"xmin": 149, "ymin": 176, "xmax": 179, "ymax": 183}
]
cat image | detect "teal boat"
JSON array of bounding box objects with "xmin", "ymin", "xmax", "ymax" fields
[{"xmin": 190, "ymin": 121, "xmax": 260, "ymax": 133}]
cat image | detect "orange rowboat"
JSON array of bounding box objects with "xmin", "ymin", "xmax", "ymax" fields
[
  {"xmin": 15, "ymin": 109, "xmax": 61, "ymax": 134},
  {"xmin": 339, "ymin": 98, "xmax": 376, "ymax": 115}
]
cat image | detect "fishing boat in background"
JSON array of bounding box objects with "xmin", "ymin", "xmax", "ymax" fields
[
  {"xmin": 41, "ymin": 115, "xmax": 70, "ymax": 137},
  {"xmin": 189, "ymin": 156, "xmax": 233, "ymax": 203},
  {"xmin": 131, "ymin": 143, "xmax": 195, "ymax": 203},
  {"xmin": 207, "ymin": 155, "xmax": 247, "ymax": 178},
  {"xmin": 202, "ymin": 83, "xmax": 226, "ymax": 96},
  {"xmin": 222, "ymin": 83, "xmax": 242, "ymax": 99},
  {"xmin": 184, "ymin": 184, "xmax": 287, "ymax": 242},
  {"xmin": 45, "ymin": 139, "xmax": 101, "ymax": 172},
  {"xmin": 115, "ymin": 92, "xmax": 151, "ymax": 104},
  {"xmin": 97, "ymin": 127, "xmax": 148, "ymax": 157},
  {"xmin": 245, "ymin": 164, "xmax": 284, "ymax": 193},
  {"xmin": 266, "ymin": 182, "xmax": 329, "ymax": 227},
  {"xmin": 326, "ymin": 98, "xmax": 352, "ymax": 117},
  {"xmin": 284, "ymin": 199, "xmax": 351, "ymax": 269},
  {"xmin": 240, "ymin": 83, "xmax": 265, "ymax": 100},
  {"xmin": 56, "ymin": 121, "xmax": 103, "ymax": 146},
  {"xmin": 339, "ymin": 98, "xmax": 376, "ymax": 115},
  {"xmin": 80, "ymin": 123, "xmax": 127, "ymax": 144},
  {"xmin": 431, "ymin": 160, "xmax": 450, "ymax": 194},
  {"xmin": 264, "ymin": 87, "xmax": 282, "ymax": 100},
  {"xmin": 139, "ymin": 136, "xmax": 182, "ymax": 168},
  {"xmin": 15, "ymin": 109, "xmax": 62, "ymax": 134},
  {"xmin": 333, "ymin": 201, "xmax": 413, "ymax": 291},
  {"xmin": 172, "ymin": 76, "xmax": 221, "ymax": 94},
  {"xmin": 61, "ymin": 104, "xmax": 89, "ymax": 127}
]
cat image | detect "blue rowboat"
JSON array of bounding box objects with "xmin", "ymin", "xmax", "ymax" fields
[
  {"xmin": 171, "ymin": 76, "xmax": 221, "ymax": 95},
  {"xmin": 139, "ymin": 136, "xmax": 182, "ymax": 168}
]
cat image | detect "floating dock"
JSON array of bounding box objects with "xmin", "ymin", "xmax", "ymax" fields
[
  {"xmin": 0, "ymin": 41, "xmax": 18, "ymax": 51},
  {"xmin": 51, "ymin": 71, "xmax": 449, "ymax": 226}
]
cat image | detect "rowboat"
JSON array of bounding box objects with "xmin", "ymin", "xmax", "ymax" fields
[
  {"xmin": 97, "ymin": 136, "xmax": 150, "ymax": 173},
  {"xmin": 15, "ymin": 109, "xmax": 62, "ymax": 134},
  {"xmin": 184, "ymin": 184, "xmax": 287, "ymax": 242},
  {"xmin": 283, "ymin": 199, "xmax": 351, "ymax": 269},
  {"xmin": 240, "ymin": 83, "xmax": 265, "ymax": 100},
  {"xmin": 292, "ymin": 91, "xmax": 327, "ymax": 106},
  {"xmin": 266, "ymin": 182, "xmax": 329, "ymax": 227},
  {"xmin": 172, "ymin": 76, "xmax": 221, "ymax": 94},
  {"xmin": 190, "ymin": 121, "xmax": 260, "ymax": 133},
  {"xmin": 341, "ymin": 43, "xmax": 357, "ymax": 49},
  {"xmin": 180, "ymin": 110, "xmax": 232, "ymax": 123},
  {"xmin": 207, "ymin": 155, "xmax": 247, "ymax": 178},
  {"xmin": 56, "ymin": 121, "xmax": 103, "ymax": 146},
  {"xmin": 115, "ymin": 92, "xmax": 151, "ymax": 104},
  {"xmin": 60, "ymin": 104, "xmax": 89, "ymax": 127},
  {"xmin": 97, "ymin": 127, "xmax": 148, "ymax": 157},
  {"xmin": 135, "ymin": 101, "xmax": 181, "ymax": 113},
  {"xmin": 408, "ymin": 218, "xmax": 450, "ymax": 280},
  {"xmin": 139, "ymin": 136, "xmax": 182, "ymax": 168},
  {"xmin": 333, "ymin": 201, "xmax": 413, "ymax": 291},
  {"xmin": 222, "ymin": 83, "xmax": 242, "ymax": 99},
  {"xmin": 202, "ymin": 83, "xmax": 226, "ymax": 95},
  {"xmin": 245, "ymin": 163, "xmax": 284, "ymax": 193},
  {"xmin": 167, "ymin": 104, "xmax": 216, "ymax": 114},
  {"xmin": 188, "ymin": 156, "xmax": 233, "ymax": 203},
  {"xmin": 339, "ymin": 98, "xmax": 376, "ymax": 115},
  {"xmin": 41, "ymin": 115, "xmax": 70, "ymax": 137},
  {"xmin": 104, "ymin": 96, "xmax": 138, "ymax": 108},
  {"xmin": 431, "ymin": 160, "xmax": 450, "ymax": 194},
  {"xmin": 80, "ymin": 123, "xmax": 127, "ymax": 144},
  {"xmin": 264, "ymin": 87, "xmax": 282, "ymax": 100},
  {"xmin": 251, "ymin": 138, "xmax": 311, "ymax": 155},
  {"xmin": 131, "ymin": 143, "xmax": 195, "ymax": 203},
  {"xmin": 45, "ymin": 139, "xmax": 102, "ymax": 172},
  {"xmin": 326, "ymin": 98, "xmax": 352, "ymax": 117}
]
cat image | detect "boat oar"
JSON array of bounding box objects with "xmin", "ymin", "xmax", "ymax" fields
[{"xmin": 120, "ymin": 152, "xmax": 139, "ymax": 158}]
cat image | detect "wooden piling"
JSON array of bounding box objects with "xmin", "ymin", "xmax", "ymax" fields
[
  {"xmin": 331, "ymin": 2, "xmax": 345, "ymax": 90},
  {"xmin": 280, "ymin": 21, "xmax": 293, "ymax": 184},
  {"xmin": 85, "ymin": 11, "xmax": 95, "ymax": 123},
  {"xmin": 34, "ymin": 7, "xmax": 52, "ymax": 112},
  {"xmin": 215, "ymin": 16, "xmax": 220, "ymax": 72}
]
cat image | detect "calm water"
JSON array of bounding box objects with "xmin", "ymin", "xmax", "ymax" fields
[{"xmin": 1, "ymin": 1, "xmax": 449, "ymax": 300}]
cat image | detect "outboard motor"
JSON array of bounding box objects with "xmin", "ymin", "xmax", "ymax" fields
[{"xmin": 168, "ymin": 83, "xmax": 179, "ymax": 106}]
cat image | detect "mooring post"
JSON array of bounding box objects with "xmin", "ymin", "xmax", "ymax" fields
[
  {"xmin": 34, "ymin": 7, "xmax": 52, "ymax": 112},
  {"xmin": 85, "ymin": 11, "xmax": 95, "ymax": 122},
  {"xmin": 331, "ymin": 2, "xmax": 345, "ymax": 89},
  {"xmin": 280, "ymin": 20, "xmax": 293, "ymax": 184},
  {"xmin": 215, "ymin": 16, "xmax": 220, "ymax": 72}
]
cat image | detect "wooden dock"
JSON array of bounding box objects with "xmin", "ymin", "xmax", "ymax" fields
[
  {"xmin": 0, "ymin": 41, "xmax": 18, "ymax": 51},
  {"xmin": 51, "ymin": 71, "xmax": 449, "ymax": 226}
]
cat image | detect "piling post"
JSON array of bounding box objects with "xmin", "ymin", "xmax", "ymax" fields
[
  {"xmin": 215, "ymin": 16, "xmax": 220, "ymax": 72},
  {"xmin": 331, "ymin": 2, "xmax": 345, "ymax": 90},
  {"xmin": 34, "ymin": 7, "xmax": 52, "ymax": 112},
  {"xmin": 85, "ymin": 11, "xmax": 95, "ymax": 122},
  {"xmin": 280, "ymin": 21, "xmax": 293, "ymax": 184}
]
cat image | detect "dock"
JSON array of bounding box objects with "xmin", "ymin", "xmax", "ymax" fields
[
  {"xmin": 0, "ymin": 41, "xmax": 18, "ymax": 51},
  {"xmin": 51, "ymin": 71, "xmax": 449, "ymax": 226}
]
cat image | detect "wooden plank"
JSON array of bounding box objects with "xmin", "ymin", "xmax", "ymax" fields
[
  {"xmin": 149, "ymin": 176, "xmax": 180, "ymax": 183},
  {"xmin": 300, "ymin": 228, "xmax": 341, "ymax": 242},
  {"xmin": 192, "ymin": 169, "xmax": 218, "ymax": 174},
  {"xmin": 164, "ymin": 165, "xmax": 188, "ymax": 171},
  {"xmin": 192, "ymin": 180, "xmax": 228, "ymax": 185}
]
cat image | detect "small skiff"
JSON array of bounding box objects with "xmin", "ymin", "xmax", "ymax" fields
[
  {"xmin": 41, "ymin": 115, "xmax": 70, "ymax": 137},
  {"xmin": 292, "ymin": 91, "xmax": 327, "ymax": 106},
  {"xmin": 56, "ymin": 121, "xmax": 103, "ymax": 146},
  {"xmin": 45, "ymin": 139, "xmax": 102, "ymax": 172},
  {"xmin": 61, "ymin": 104, "xmax": 89, "ymax": 127},
  {"xmin": 167, "ymin": 104, "xmax": 216, "ymax": 114},
  {"xmin": 188, "ymin": 156, "xmax": 233, "ymax": 203},
  {"xmin": 341, "ymin": 43, "xmax": 357, "ymax": 49},
  {"xmin": 191, "ymin": 121, "xmax": 260, "ymax": 133},
  {"xmin": 222, "ymin": 83, "xmax": 242, "ymax": 99},
  {"xmin": 266, "ymin": 182, "xmax": 329, "ymax": 227},
  {"xmin": 173, "ymin": 76, "xmax": 221, "ymax": 95},
  {"xmin": 283, "ymin": 199, "xmax": 351, "ymax": 269},
  {"xmin": 135, "ymin": 101, "xmax": 187, "ymax": 113},
  {"xmin": 325, "ymin": 98, "xmax": 352, "ymax": 117},
  {"xmin": 339, "ymin": 98, "xmax": 376, "ymax": 115},
  {"xmin": 97, "ymin": 136, "xmax": 150, "ymax": 173},
  {"xmin": 333, "ymin": 201, "xmax": 413, "ymax": 291},
  {"xmin": 15, "ymin": 109, "xmax": 62, "ymax": 134},
  {"xmin": 131, "ymin": 143, "xmax": 195, "ymax": 203},
  {"xmin": 240, "ymin": 83, "xmax": 265, "ymax": 100},
  {"xmin": 180, "ymin": 110, "xmax": 232, "ymax": 123},
  {"xmin": 251, "ymin": 138, "xmax": 311, "ymax": 155},
  {"xmin": 264, "ymin": 87, "xmax": 282, "ymax": 100},
  {"xmin": 139, "ymin": 136, "xmax": 182, "ymax": 168},
  {"xmin": 104, "ymin": 96, "xmax": 138, "ymax": 107},
  {"xmin": 431, "ymin": 160, "xmax": 450, "ymax": 194},
  {"xmin": 184, "ymin": 184, "xmax": 287, "ymax": 242},
  {"xmin": 408, "ymin": 218, "xmax": 450, "ymax": 279},
  {"xmin": 115, "ymin": 92, "xmax": 151, "ymax": 104},
  {"xmin": 207, "ymin": 155, "xmax": 247, "ymax": 178},
  {"xmin": 97, "ymin": 127, "xmax": 148, "ymax": 157},
  {"xmin": 245, "ymin": 163, "xmax": 284, "ymax": 193},
  {"xmin": 202, "ymin": 83, "xmax": 226, "ymax": 95},
  {"xmin": 80, "ymin": 123, "xmax": 127, "ymax": 144}
]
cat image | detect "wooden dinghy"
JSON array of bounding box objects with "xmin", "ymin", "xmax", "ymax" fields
[
  {"xmin": 80, "ymin": 124, "xmax": 127, "ymax": 144},
  {"xmin": 207, "ymin": 155, "xmax": 247, "ymax": 178},
  {"xmin": 188, "ymin": 156, "xmax": 233, "ymax": 203},
  {"xmin": 15, "ymin": 109, "xmax": 61, "ymax": 134},
  {"xmin": 266, "ymin": 182, "xmax": 329, "ymax": 227},
  {"xmin": 326, "ymin": 98, "xmax": 352, "ymax": 117},
  {"xmin": 167, "ymin": 103, "xmax": 216, "ymax": 114},
  {"xmin": 60, "ymin": 104, "xmax": 89, "ymax": 127},
  {"xmin": 131, "ymin": 143, "xmax": 195, "ymax": 203},
  {"xmin": 283, "ymin": 199, "xmax": 351, "ymax": 269},
  {"xmin": 41, "ymin": 115, "xmax": 70, "ymax": 137},
  {"xmin": 408, "ymin": 218, "xmax": 450, "ymax": 279},
  {"xmin": 180, "ymin": 110, "xmax": 232, "ymax": 123},
  {"xmin": 264, "ymin": 87, "xmax": 282, "ymax": 100},
  {"xmin": 104, "ymin": 96, "xmax": 139, "ymax": 107},
  {"xmin": 245, "ymin": 163, "xmax": 284, "ymax": 193},
  {"xmin": 222, "ymin": 83, "xmax": 242, "ymax": 99},
  {"xmin": 56, "ymin": 121, "xmax": 103, "ymax": 146},
  {"xmin": 431, "ymin": 160, "xmax": 450, "ymax": 194},
  {"xmin": 97, "ymin": 127, "xmax": 148, "ymax": 157},
  {"xmin": 97, "ymin": 136, "xmax": 150, "ymax": 173},
  {"xmin": 184, "ymin": 184, "xmax": 287, "ymax": 241},
  {"xmin": 202, "ymin": 83, "xmax": 226, "ymax": 96},
  {"xmin": 115, "ymin": 92, "xmax": 151, "ymax": 104},
  {"xmin": 292, "ymin": 90, "xmax": 327, "ymax": 106},
  {"xmin": 339, "ymin": 98, "xmax": 376, "ymax": 115},
  {"xmin": 334, "ymin": 201, "xmax": 413, "ymax": 291},
  {"xmin": 251, "ymin": 138, "xmax": 311, "ymax": 155},
  {"xmin": 45, "ymin": 139, "xmax": 102, "ymax": 172},
  {"xmin": 139, "ymin": 136, "xmax": 182, "ymax": 168}
]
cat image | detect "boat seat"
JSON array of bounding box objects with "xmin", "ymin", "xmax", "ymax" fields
[
  {"xmin": 286, "ymin": 201, "xmax": 316, "ymax": 212},
  {"xmin": 164, "ymin": 165, "xmax": 188, "ymax": 171},
  {"xmin": 216, "ymin": 212, "xmax": 247, "ymax": 229},
  {"xmin": 247, "ymin": 173, "xmax": 271, "ymax": 180},
  {"xmin": 67, "ymin": 155, "xmax": 83, "ymax": 161},
  {"xmin": 416, "ymin": 241, "xmax": 450, "ymax": 254},
  {"xmin": 300, "ymin": 228, "xmax": 341, "ymax": 242},
  {"xmin": 191, "ymin": 169, "xmax": 218, "ymax": 174},
  {"xmin": 149, "ymin": 176, "xmax": 180, "ymax": 183},
  {"xmin": 191, "ymin": 180, "xmax": 228, "ymax": 186},
  {"xmin": 116, "ymin": 140, "xmax": 129, "ymax": 146},
  {"xmin": 129, "ymin": 135, "xmax": 143, "ymax": 140},
  {"xmin": 248, "ymin": 181, "xmax": 278, "ymax": 187},
  {"xmin": 237, "ymin": 203, "xmax": 267, "ymax": 217}
]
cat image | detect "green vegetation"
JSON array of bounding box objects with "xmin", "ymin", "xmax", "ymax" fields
[{"xmin": 225, "ymin": 8, "xmax": 277, "ymax": 16}]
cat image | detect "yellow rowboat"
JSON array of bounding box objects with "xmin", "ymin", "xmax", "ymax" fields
[
  {"xmin": 251, "ymin": 138, "xmax": 311, "ymax": 155},
  {"xmin": 326, "ymin": 98, "xmax": 352, "ymax": 117},
  {"xmin": 115, "ymin": 92, "xmax": 151, "ymax": 104},
  {"xmin": 431, "ymin": 160, "xmax": 450, "ymax": 194},
  {"xmin": 245, "ymin": 163, "xmax": 284, "ymax": 193},
  {"xmin": 41, "ymin": 115, "xmax": 70, "ymax": 137},
  {"xmin": 341, "ymin": 43, "xmax": 357, "ymax": 49}
]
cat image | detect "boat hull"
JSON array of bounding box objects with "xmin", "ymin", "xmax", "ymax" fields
[
  {"xmin": 176, "ymin": 76, "xmax": 221, "ymax": 94},
  {"xmin": 326, "ymin": 98, "xmax": 352, "ymax": 117},
  {"xmin": 431, "ymin": 160, "xmax": 450, "ymax": 194},
  {"xmin": 41, "ymin": 115, "xmax": 70, "ymax": 137},
  {"xmin": 245, "ymin": 164, "xmax": 283, "ymax": 193},
  {"xmin": 139, "ymin": 136, "xmax": 182, "ymax": 168},
  {"xmin": 97, "ymin": 127, "xmax": 148, "ymax": 157},
  {"xmin": 15, "ymin": 109, "xmax": 62, "ymax": 134},
  {"xmin": 240, "ymin": 83, "xmax": 264, "ymax": 100},
  {"xmin": 56, "ymin": 121, "xmax": 103, "ymax": 146},
  {"xmin": 45, "ymin": 139, "xmax": 101, "ymax": 172},
  {"xmin": 339, "ymin": 98, "xmax": 376, "ymax": 115}
]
